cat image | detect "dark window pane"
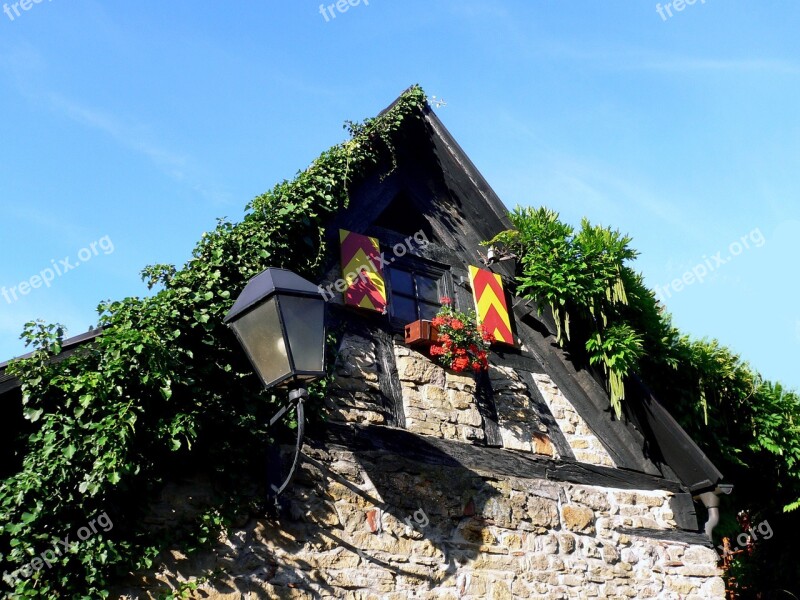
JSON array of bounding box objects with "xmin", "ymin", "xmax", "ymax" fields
[
  {"xmin": 389, "ymin": 269, "xmax": 414, "ymax": 295},
  {"xmin": 419, "ymin": 301, "xmax": 440, "ymax": 321},
  {"xmin": 416, "ymin": 275, "xmax": 440, "ymax": 303},
  {"xmin": 392, "ymin": 295, "xmax": 418, "ymax": 323}
]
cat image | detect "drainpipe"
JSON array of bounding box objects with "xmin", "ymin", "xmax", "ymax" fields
[{"xmin": 695, "ymin": 484, "xmax": 734, "ymax": 540}]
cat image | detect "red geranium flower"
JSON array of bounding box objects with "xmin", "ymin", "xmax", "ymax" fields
[
  {"xmin": 453, "ymin": 356, "xmax": 469, "ymax": 372},
  {"xmin": 422, "ymin": 299, "xmax": 491, "ymax": 373}
]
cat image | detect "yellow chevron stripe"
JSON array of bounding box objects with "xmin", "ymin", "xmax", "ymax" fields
[
  {"xmin": 342, "ymin": 259, "xmax": 386, "ymax": 300},
  {"xmin": 343, "ymin": 248, "xmax": 376, "ymax": 282},
  {"xmin": 476, "ymin": 286, "xmax": 511, "ymax": 330},
  {"xmin": 363, "ymin": 270, "xmax": 386, "ymax": 300},
  {"xmin": 340, "ymin": 229, "xmax": 380, "ymax": 251}
]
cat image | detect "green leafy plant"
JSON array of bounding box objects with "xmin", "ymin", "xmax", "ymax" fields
[
  {"xmin": 0, "ymin": 86, "xmax": 428, "ymax": 598},
  {"xmin": 489, "ymin": 207, "xmax": 639, "ymax": 416},
  {"xmin": 490, "ymin": 205, "xmax": 800, "ymax": 595},
  {"xmin": 585, "ymin": 324, "xmax": 643, "ymax": 417}
]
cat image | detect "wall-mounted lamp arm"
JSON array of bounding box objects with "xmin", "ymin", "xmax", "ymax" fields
[{"xmin": 267, "ymin": 386, "xmax": 308, "ymax": 505}]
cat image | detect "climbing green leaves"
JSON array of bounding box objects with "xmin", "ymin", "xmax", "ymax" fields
[
  {"xmin": 489, "ymin": 207, "xmax": 640, "ymax": 416},
  {"xmin": 0, "ymin": 86, "xmax": 429, "ymax": 598}
]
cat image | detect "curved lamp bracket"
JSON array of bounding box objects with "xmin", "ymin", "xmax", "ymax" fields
[{"xmin": 267, "ymin": 386, "xmax": 307, "ymax": 505}]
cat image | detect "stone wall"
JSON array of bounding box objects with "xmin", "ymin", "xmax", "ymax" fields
[
  {"xmin": 114, "ymin": 327, "xmax": 723, "ymax": 599},
  {"xmin": 395, "ymin": 344, "xmax": 485, "ymax": 444},
  {"xmin": 489, "ymin": 365, "xmax": 555, "ymax": 457},
  {"xmin": 327, "ymin": 334, "xmax": 390, "ymax": 426},
  {"xmin": 331, "ymin": 333, "xmax": 559, "ymax": 458},
  {"xmin": 532, "ymin": 373, "xmax": 615, "ymax": 468},
  {"xmin": 117, "ymin": 442, "xmax": 723, "ymax": 599}
]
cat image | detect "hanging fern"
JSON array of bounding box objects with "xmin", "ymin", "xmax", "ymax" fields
[
  {"xmin": 488, "ymin": 205, "xmax": 800, "ymax": 594},
  {"xmin": 488, "ymin": 207, "xmax": 638, "ymax": 417}
]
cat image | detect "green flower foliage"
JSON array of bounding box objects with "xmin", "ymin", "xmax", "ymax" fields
[
  {"xmin": 0, "ymin": 86, "xmax": 428, "ymax": 598},
  {"xmin": 492, "ymin": 206, "xmax": 800, "ymax": 593},
  {"xmin": 489, "ymin": 207, "xmax": 640, "ymax": 416}
]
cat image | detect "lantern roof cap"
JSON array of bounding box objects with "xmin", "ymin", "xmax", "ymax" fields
[{"xmin": 224, "ymin": 268, "xmax": 321, "ymax": 324}]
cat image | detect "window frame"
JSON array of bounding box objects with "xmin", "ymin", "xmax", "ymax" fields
[{"xmin": 385, "ymin": 257, "xmax": 453, "ymax": 328}]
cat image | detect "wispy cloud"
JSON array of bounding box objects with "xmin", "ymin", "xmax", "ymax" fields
[
  {"xmin": 2, "ymin": 203, "xmax": 85, "ymax": 241},
  {"xmin": 639, "ymin": 58, "xmax": 800, "ymax": 74},
  {"xmin": 486, "ymin": 111, "xmax": 705, "ymax": 239},
  {"xmin": 504, "ymin": 32, "xmax": 800, "ymax": 76},
  {"xmin": 48, "ymin": 93, "xmax": 188, "ymax": 174},
  {"xmin": 44, "ymin": 93, "xmax": 230, "ymax": 204},
  {"xmin": 446, "ymin": 0, "xmax": 510, "ymax": 19},
  {"xmin": 0, "ymin": 42, "xmax": 231, "ymax": 205}
]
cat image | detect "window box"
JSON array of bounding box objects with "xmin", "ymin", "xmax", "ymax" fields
[{"xmin": 404, "ymin": 319, "xmax": 440, "ymax": 347}]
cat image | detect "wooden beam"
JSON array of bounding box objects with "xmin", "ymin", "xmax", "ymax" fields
[
  {"xmin": 511, "ymin": 303, "xmax": 665, "ymax": 478},
  {"xmin": 322, "ymin": 422, "xmax": 688, "ymax": 495}
]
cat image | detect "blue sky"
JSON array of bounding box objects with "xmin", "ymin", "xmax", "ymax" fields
[{"xmin": 1, "ymin": 1, "xmax": 798, "ymax": 391}]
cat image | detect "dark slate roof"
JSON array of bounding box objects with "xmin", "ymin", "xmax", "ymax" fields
[{"xmin": 0, "ymin": 328, "xmax": 104, "ymax": 394}]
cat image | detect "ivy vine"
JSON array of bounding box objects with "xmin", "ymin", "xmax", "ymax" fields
[{"xmin": 0, "ymin": 86, "xmax": 427, "ymax": 598}]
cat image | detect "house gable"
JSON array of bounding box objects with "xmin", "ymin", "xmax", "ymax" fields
[
  {"xmin": 1, "ymin": 88, "xmax": 726, "ymax": 599},
  {"xmin": 318, "ymin": 95, "xmax": 720, "ymax": 499}
]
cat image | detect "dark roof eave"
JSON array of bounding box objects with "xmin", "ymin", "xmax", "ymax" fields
[
  {"xmin": 0, "ymin": 328, "xmax": 105, "ymax": 395},
  {"xmin": 629, "ymin": 375, "xmax": 724, "ymax": 494}
]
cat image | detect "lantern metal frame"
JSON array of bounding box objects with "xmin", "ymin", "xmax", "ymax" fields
[{"xmin": 224, "ymin": 268, "xmax": 328, "ymax": 509}]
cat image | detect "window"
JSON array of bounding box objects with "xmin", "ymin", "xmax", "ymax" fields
[{"xmin": 387, "ymin": 260, "xmax": 451, "ymax": 325}]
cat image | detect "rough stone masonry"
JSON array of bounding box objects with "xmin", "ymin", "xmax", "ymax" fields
[{"xmin": 116, "ymin": 332, "xmax": 724, "ymax": 599}]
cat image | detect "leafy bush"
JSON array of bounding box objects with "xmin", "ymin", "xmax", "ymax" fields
[
  {"xmin": 489, "ymin": 207, "xmax": 640, "ymax": 416},
  {"xmin": 491, "ymin": 206, "xmax": 800, "ymax": 596},
  {"xmin": 0, "ymin": 86, "xmax": 427, "ymax": 598}
]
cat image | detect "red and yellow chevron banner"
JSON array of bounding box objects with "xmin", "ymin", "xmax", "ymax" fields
[
  {"xmin": 469, "ymin": 265, "xmax": 513, "ymax": 345},
  {"xmin": 339, "ymin": 229, "xmax": 387, "ymax": 313}
]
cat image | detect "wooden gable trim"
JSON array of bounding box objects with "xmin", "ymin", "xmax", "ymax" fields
[
  {"xmin": 511, "ymin": 299, "xmax": 665, "ymax": 478},
  {"xmin": 323, "ymin": 422, "xmax": 686, "ymax": 494}
]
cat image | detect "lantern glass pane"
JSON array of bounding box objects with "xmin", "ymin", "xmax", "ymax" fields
[
  {"xmin": 231, "ymin": 297, "xmax": 291, "ymax": 387},
  {"xmin": 280, "ymin": 295, "xmax": 326, "ymax": 375}
]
